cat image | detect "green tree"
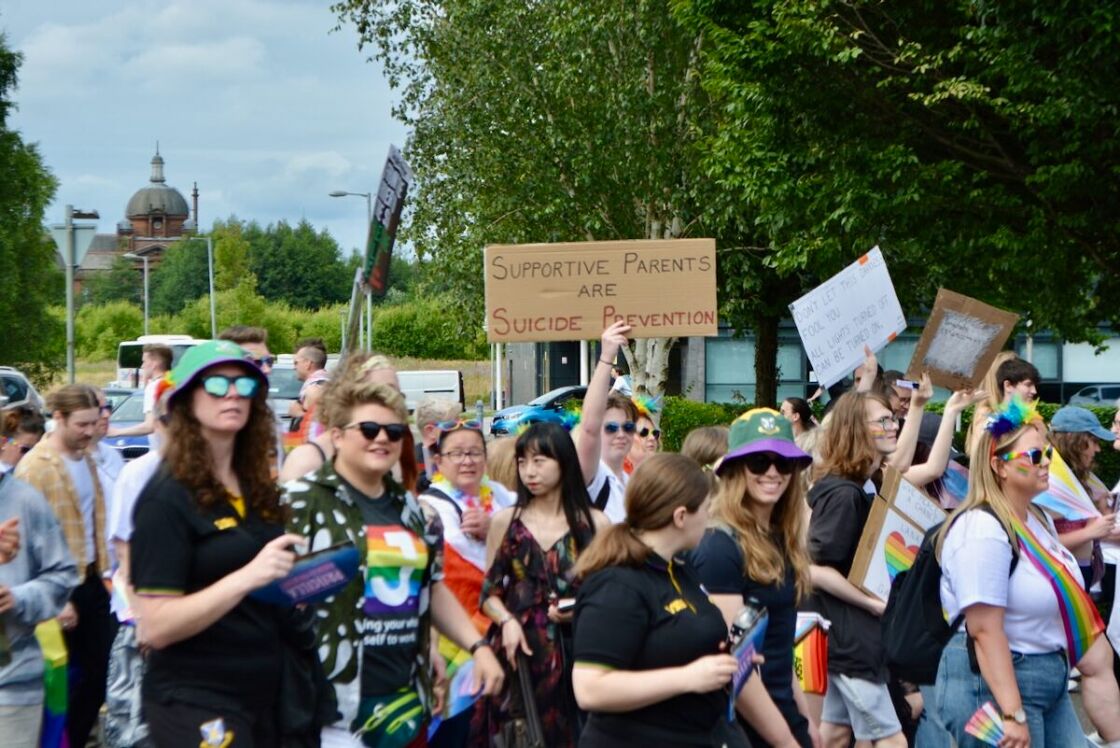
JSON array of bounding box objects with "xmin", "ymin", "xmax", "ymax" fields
[
  {"xmin": 333, "ymin": 0, "xmax": 709, "ymax": 396},
  {"xmin": 149, "ymin": 237, "xmax": 210, "ymax": 315},
  {"xmin": 0, "ymin": 35, "xmax": 64, "ymax": 383},
  {"xmin": 245, "ymin": 219, "xmax": 353, "ymax": 308},
  {"xmin": 81, "ymin": 254, "xmax": 142, "ymax": 307},
  {"xmin": 212, "ymin": 218, "xmax": 254, "ymax": 292}
]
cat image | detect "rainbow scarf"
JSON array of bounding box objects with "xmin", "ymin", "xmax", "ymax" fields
[{"xmin": 1011, "ymin": 516, "xmax": 1104, "ymax": 664}]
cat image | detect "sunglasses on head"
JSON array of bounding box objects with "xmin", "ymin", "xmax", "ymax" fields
[
  {"xmin": 344, "ymin": 421, "xmax": 408, "ymax": 442},
  {"xmin": 201, "ymin": 375, "xmax": 259, "ymax": 399},
  {"xmin": 638, "ymin": 427, "xmax": 661, "ymax": 439},
  {"xmin": 742, "ymin": 452, "xmax": 795, "ymax": 476},
  {"xmin": 998, "ymin": 446, "xmax": 1053, "ymax": 466},
  {"xmin": 604, "ymin": 421, "xmax": 636, "ymax": 435},
  {"xmin": 251, "ymin": 355, "xmax": 276, "ymax": 369},
  {"xmin": 436, "ymin": 418, "xmax": 482, "ymax": 432}
]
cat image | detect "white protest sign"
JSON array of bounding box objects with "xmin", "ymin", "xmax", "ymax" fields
[{"xmin": 788, "ymin": 247, "xmax": 907, "ymax": 388}]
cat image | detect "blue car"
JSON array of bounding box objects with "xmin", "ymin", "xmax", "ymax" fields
[
  {"xmin": 489, "ymin": 386, "xmax": 587, "ymax": 436},
  {"xmin": 107, "ymin": 391, "xmax": 150, "ymax": 460}
]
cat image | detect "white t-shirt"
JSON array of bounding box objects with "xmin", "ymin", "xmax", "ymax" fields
[
  {"xmin": 421, "ymin": 481, "xmax": 515, "ymax": 571},
  {"xmin": 64, "ymin": 453, "xmax": 97, "ymax": 565},
  {"xmin": 141, "ymin": 378, "xmax": 162, "ymax": 453},
  {"xmin": 107, "ymin": 451, "xmax": 162, "ymax": 620},
  {"xmin": 93, "ymin": 441, "xmax": 125, "ymax": 498},
  {"xmin": 587, "ymin": 461, "xmax": 627, "ymax": 524},
  {"xmin": 941, "ymin": 509, "xmax": 1082, "ymax": 655}
]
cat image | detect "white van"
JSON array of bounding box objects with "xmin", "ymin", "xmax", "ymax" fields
[{"xmin": 398, "ymin": 370, "xmax": 464, "ymax": 413}]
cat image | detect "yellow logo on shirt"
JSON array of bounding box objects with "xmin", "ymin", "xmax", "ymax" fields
[
  {"xmin": 665, "ymin": 598, "xmax": 690, "ymax": 615},
  {"xmin": 213, "ymin": 517, "xmax": 238, "ymax": 531},
  {"xmin": 199, "ymin": 718, "xmax": 234, "ymax": 747}
]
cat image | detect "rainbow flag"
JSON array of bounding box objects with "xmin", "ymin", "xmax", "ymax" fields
[
  {"xmin": 964, "ymin": 702, "xmax": 1004, "ymax": 746},
  {"xmin": 1033, "ymin": 448, "xmax": 1100, "ymax": 521},
  {"xmin": 34, "ymin": 620, "xmax": 69, "ymax": 748},
  {"xmin": 1012, "ymin": 516, "xmax": 1103, "ymax": 665}
]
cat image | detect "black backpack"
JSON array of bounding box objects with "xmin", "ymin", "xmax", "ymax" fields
[{"xmin": 881, "ymin": 505, "xmax": 1019, "ymax": 684}]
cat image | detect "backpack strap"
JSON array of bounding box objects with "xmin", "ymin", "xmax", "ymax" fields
[
  {"xmin": 592, "ymin": 479, "xmax": 611, "ymax": 511},
  {"xmin": 420, "ymin": 487, "xmax": 463, "ymax": 521}
]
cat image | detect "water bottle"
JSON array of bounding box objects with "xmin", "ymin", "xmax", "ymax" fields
[{"xmin": 729, "ymin": 597, "xmax": 766, "ymax": 648}]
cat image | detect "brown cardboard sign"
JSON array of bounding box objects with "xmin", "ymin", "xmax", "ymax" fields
[
  {"xmin": 906, "ymin": 289, "xmax": 1020, "ymax": 390},
  {"xmin": 848, "ymin": 467, "xmax": 946, "ymax": 603},
  {"xmin": 483, "ymin": 239, "xmax": 717, "ymax": 343}
]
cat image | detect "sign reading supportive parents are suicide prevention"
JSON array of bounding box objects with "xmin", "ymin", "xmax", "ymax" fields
[
  {"xmin": 484, "ymin": 239, "xmax": 717, "ymax": 343},
  {"xmin": 788, "ymin": 247, "xmax": 907, "ymax": 388}
]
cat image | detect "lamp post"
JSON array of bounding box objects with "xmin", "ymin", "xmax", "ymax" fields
[
  {"xmin": 122, "ymin": 252, "xmax": 150, "ymax": 335},
  {"xmin": 329, "ymin": 190, "xmax": 373, "ymax": 351},
  {"xmin": 59, "ymin": 206, "xmax": 100, "ymax": 383}
]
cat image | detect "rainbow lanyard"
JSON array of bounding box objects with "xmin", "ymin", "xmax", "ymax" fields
[{"xmin": 1010, "ymin": 516, "xmax": 1103, "ymax": 665}]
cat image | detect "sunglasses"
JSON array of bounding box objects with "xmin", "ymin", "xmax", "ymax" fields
[
  {"xmin": 251, "ymin": 356, "xmax": 276, "ymax": 369},
  {"xmin": 999, "ymin": 446, "xmax": 1053, "ymax": 466},
  {"xmin": 201, "ymin": 375, "xmax": 259, "ymax": 399},
  {"xmin": 437, "ymin": 418, "xmax": 482, "ymax": 432},
  {"xmin": 0, "ymin": 437, "xmax": 32, "ymax": 455},
  {"xmin": 604, "ymin": 421, "xmax": 636, "ymax": 435},
  {"xmin": 742, "ymin": 452, "xmax": 795, "ymax": 476},
  {"xmin": 638, "ymin": 427, "xmax": 661, "ymax": 439},
  {"xmin": 344, "ymin": 421, "xmax": 408, "ymax": 442}
]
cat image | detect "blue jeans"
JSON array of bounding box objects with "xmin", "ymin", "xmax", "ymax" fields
[{"xmin": 930, "ymin": 631, "xmax": 1089, "ymax": 747}]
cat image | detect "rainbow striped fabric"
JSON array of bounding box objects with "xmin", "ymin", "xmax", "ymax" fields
[
  {"xmin": 1011, "ymin": 516, "xmax": 1103, "ymax": 665},
  {"xmin": 964, "ymin": 702, "xmax": 1005, "ymax": 746},
  {"xmin": 1032, "ymin": 447, "xmax": 1100, "ymax": 521}
]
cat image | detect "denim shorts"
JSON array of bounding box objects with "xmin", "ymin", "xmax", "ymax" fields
[
  {"xmin": 821, "ymin": 673, "xmax": 902, "ymax": 741},
  {"xmin": 930, "ymin": 631, "xmax": 1089, "ymax": 747}
]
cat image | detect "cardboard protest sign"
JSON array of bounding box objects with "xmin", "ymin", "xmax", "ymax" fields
[
  {"xmin": 483, "ymin": 239, "xmax": 717, "ymax": 343},
  {"xmin": 906, "ymin": 289, "xmax": 1019, "ymax": 390},
  {"xmin": 788, "ymin": 247, "xmax": 907, "ymax": 388},
  {"xmin": 849, "ymin": 467, "xmax": 946, "ymax": 602}
]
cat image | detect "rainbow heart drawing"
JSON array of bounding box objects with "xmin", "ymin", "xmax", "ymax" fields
[{"xmin": 884, "ymin": 531, "xmax": 918, "ymax": 581}]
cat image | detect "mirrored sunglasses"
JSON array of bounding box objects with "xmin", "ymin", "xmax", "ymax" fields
[
  {"xmin": 345, "ymin": 421, "xmax": 408, "ymax": 442},
  {"xmin": 604, "ymin": 421, "xmax": 636, "ymax": 435},
  {"xmin": 742, "ymin": 452, "xmax": 795, "ymax": 476},
  {"xmin": 201, "ymin": 375, "xmax": 259, "ymax": 399},
  {"xmin": 999, "ymin": 446, "xmax": 1053, "ymax": 466},
  {"xmin": 437, "ymin": 418, "xmax": 483, "ymax": 432}
]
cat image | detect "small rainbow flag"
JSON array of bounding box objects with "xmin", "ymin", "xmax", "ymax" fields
[
  {"xmin": 1012, "ymin": 516, "xmax": 1104, "ymax": 665},
  {"xmin": 964, "ymin": 701, "xmax": 1004, "ymax": 746},
  {"xmin": 1032, "ymin": 447, "xmax": 1100, "ymax": 521}
]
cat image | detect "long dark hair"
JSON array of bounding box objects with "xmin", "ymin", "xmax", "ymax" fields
[
  {"xmin": 514, "ymin": 422, "xmax": 595, "ymax": 550},
  {"xmin": 164, "ymin": 365, "xmax": 285, "ymax": 523},
  {"xmin": 784, "ymin": 397, "xmax": 816, "ymax": 430}
]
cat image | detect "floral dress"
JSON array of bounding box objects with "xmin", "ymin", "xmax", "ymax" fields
[{"xmin": 470, "ymin": 511, "xmax": 593, "ymax": 748}]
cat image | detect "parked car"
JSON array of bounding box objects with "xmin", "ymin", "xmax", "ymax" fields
[
  {"xmin": 102, "ymin": 387, "xmax": 138, "ymax": 413},
  {"xmin": 0, "ymin": 366, "xmax": 45, "ymax": 413},
  {"xmin": 490, "ymin": 385, "xmax": 587, "ymax": 436},
  {"xmin": 1068, "ymin": 384, "xmax": 1120, "ymax": 406},
  {"xmin": 267, "ymin": 355, "xmax": 303, "ymax": 430},
  {"xmin": 106, "ymin": 391, "xmax": 150, "ymax": 460}
]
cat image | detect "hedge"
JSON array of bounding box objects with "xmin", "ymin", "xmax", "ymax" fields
[{"xmin": 661, "ymin": 396, "xmax": 1120, "ymax": 486}]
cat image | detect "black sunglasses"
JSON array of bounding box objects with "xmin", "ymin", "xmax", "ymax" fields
[
  {"xmin": 742, "ymin": 452, "xmax": 795, "ymax": 476},
  {"xmin": 638, "ymin": 427, "xmax": 661, "ymax": 439},
  {"xmin": 604, "ymin": 421, "xmax": 636, "ymax": 435},
  {"xmin": 344, "ymin": 421, "xmax": 408, "ymax": 442},
  {"xmin": 251, "ymin": 356, "xmax": 276, "ymax": 368}
]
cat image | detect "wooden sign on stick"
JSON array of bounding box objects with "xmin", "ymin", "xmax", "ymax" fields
[
  {"xmin": 905, "ymin": 289, "xmax": 1019, "ymax": 390},
  {"xmin": 483, "ymin": 239, "xmax": 717, "ymax": 343},
  {"xmin": 788, "ymin": 247, "xmax": 907, "ymax": 388},
  {"xmin": 848, "ymin": 467, "xmax": 946, "ymax": 603}
]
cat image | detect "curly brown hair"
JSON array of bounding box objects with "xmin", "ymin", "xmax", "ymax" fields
[{"xmin": 163, "ymin": 374, "xmax": 285, "ymax": 523}]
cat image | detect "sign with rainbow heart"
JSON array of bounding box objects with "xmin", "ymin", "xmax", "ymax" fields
[{"xmin": 849, "ymin": 467, "xmax": 946, "ymax": 602}]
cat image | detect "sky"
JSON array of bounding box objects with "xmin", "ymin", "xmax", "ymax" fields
[{"xmin": 2, "ymin": 0, "xmax": 408, "ymax": 256}]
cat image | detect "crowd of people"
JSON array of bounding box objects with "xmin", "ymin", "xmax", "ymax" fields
[{"xmin": 1, "ymin": 322, "xmax": 1119, "ymax": 748}]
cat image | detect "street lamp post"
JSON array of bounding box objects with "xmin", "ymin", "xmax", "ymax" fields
[
  {"xmin": 61, "ymin": 206, "xmax": 100, "ymax": 383},
  {"xmin": 205, "ymin": 235, "xmax": 216, "ymax": 338},
  {"xmin": 329, "ymin": 190, "xmax": 373, "ymax": 352},
  {"xmin": 122, "ymin": 252, "xmax": 150, "ymax": 335}
]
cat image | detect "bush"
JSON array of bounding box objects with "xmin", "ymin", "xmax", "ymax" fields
[
  {"xmin": 661, "ymin": 397, "xmax": 747, "ymax": 452},
  {"xmin": 290, "ymin": 304, "xmax": 346, "ymax": 353},
  {"xmin": 75, "ymin": 301, "xmax": 143, "ymax": 359},
  {"xmin": 371, "ymin": 296, "xmax": 487, "ymax": 360}
]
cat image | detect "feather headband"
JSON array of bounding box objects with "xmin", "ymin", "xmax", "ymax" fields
[
  {"xmin": 632, "ymin": 393, "xmax": 662, "ymax": 418},
  {"xmin": 985, "ymin": 395, "xmax": 1042, "ymax": 445}
]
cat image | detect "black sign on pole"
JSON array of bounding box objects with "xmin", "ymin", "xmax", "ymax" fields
[{"xmin": 364, "ymin": 145, "xmax": 413, "ymax": 297}]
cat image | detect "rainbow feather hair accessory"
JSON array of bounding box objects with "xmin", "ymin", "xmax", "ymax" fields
[
  {"xmin": 631, "ymin": 393, "xmax": 662, "ymax": 417},
  {"xmin": 964, "ymin": 702, "xmax": 1005, "ymax": 746},
  {"xmin": 1011, "ymin": 515, "xmax": 1103, "ymax": 664},
  {"xmin": 984, "ymin": 394, "xmax": 1042, "ymax": 443}
]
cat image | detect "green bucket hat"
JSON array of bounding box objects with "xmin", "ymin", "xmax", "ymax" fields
[
  {"xmin": 164, "ymin": 339, "xmax": 263, "ymax": 404},
  {"xmin": 717, "ymin": 407, "xmax": 811, "ymax": 476}
]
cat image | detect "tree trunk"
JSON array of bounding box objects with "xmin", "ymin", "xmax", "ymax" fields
[
  {"xmin": 753, "ymin": 311, "xmax": 780, "ymax": 408},
  {"xmin": 627, "ymin": 336, "xmax": 676, "ymax": 398}
]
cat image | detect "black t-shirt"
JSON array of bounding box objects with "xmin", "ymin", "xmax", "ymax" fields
[
  {"xmin": 807, "ymin": 474, "xmax": 885, "ymax": 681},
  {"xmin": 130, "ymin": 467, "xmax": 283, "ymax": 711},
  {"xmin": 692, "ymin": 528, "xmax": 798, "ymax": 709},
  {"xmin": 341, "ymin": 476, "xmax": 431, "ymax": 697},
  {"xmin": 573, "ymin": 554, "xmax": 729, "ymax": 746}
]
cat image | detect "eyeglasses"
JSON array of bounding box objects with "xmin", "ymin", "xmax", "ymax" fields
[
  {"xmin": 442, "ymin": 449, "xmax": 485, "ymax": 463},
  {"xmin": 604, "ymin": 421, "xmax": 636, "ymax": 435},
  {"xmin": 201, "ymin": 375, "xmax": 260, "ymax": 399},
  {"xmin": 637, "ymin": 427, "xmax": 661, "ymax": 439},
  {"xmin": 867, "ymin": 415, "xmax": 898, "ymax": 431},
  {"xmin": 741, "ymin": 452, "xmax": 795, "ymax": 476},
  {"xmin": 99, "ymin": 405, "xmax": 113, "ymax": 415},
  {"xmin": 251, "ymin": 356, "xmax": 275, "ymax": 369},
  {"xmin": 437, "ymin": 419, "xmax": 482, "ymax": 432},
  {"xmin": 999, "ymin": 446, "xmax": 1053, "ymax": 466},
  {"xmin": 344, "ymin": 421, "xmax": 408, "ymax": 442}
]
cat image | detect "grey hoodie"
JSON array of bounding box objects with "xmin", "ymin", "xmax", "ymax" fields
[{"xmin": 0, "ymin": 473, "xmax": 79, "ymax": 705}]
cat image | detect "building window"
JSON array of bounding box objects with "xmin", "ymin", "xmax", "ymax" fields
[{"xmin": 152, "ymin": 218, "xmax": 163, "ymax": 235}]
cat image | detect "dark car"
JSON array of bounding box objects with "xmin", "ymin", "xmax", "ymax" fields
[
  {"xmin": 106, "ymin": 391, "xmax": 150, "ymax": 460},
  {"xmin": 490, "ymin": 385, "xmax": 587, "ymax": 436}
]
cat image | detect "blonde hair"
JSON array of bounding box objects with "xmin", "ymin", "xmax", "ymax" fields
[
  {"xmin": 575, "ymin": 453, "xmax": 712, "ymax": 577},
  {"xmin": 486, "ymin": 436, "xmax": 518, "ymax": 491},
  {"xmin": 320, "ymin": 379, "xmax": 417, "ymax": 492},
  {"xmin": 680, "ymin": 426, "xmax": 729, "ymax": 468},
  {"xmin": 712, "ymin": 460, "xmax": 811, "ymax": 602},
  {"xmin": 415, "ymin": 397, "xmax": 462, "ymax": 429}
]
